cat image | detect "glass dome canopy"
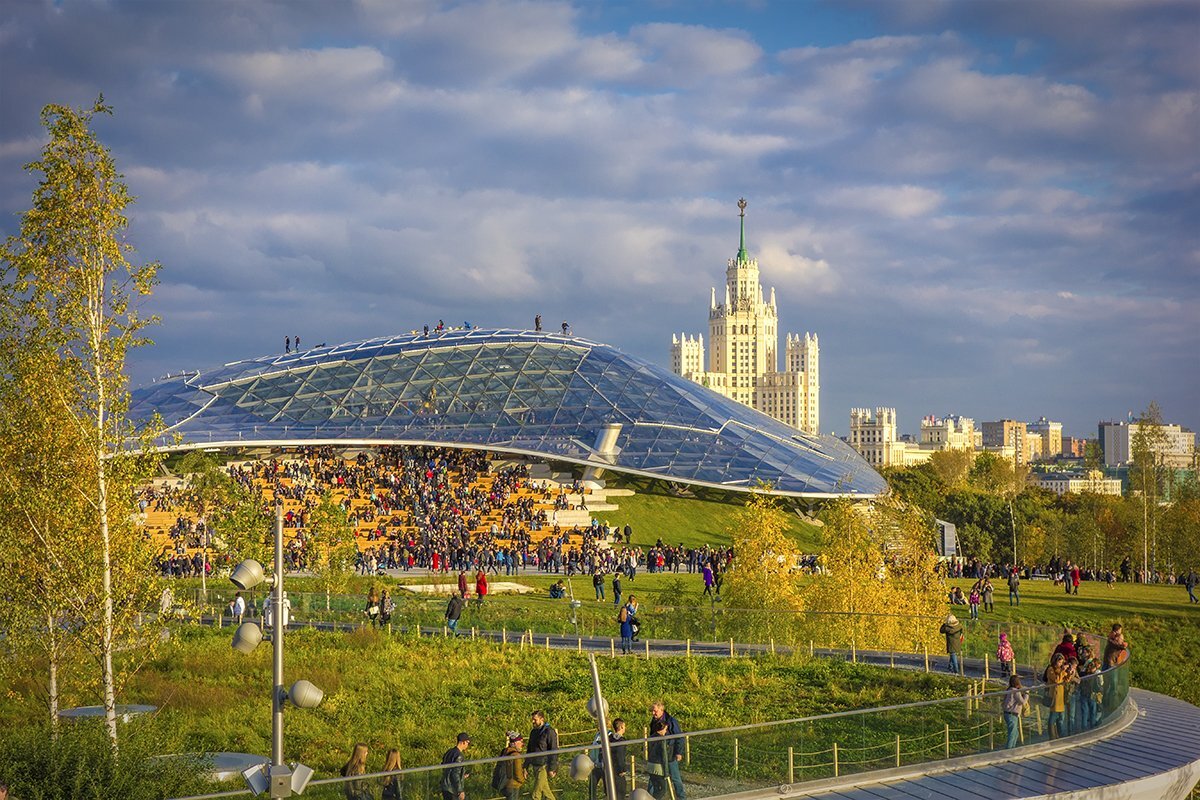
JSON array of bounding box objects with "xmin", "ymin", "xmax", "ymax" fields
[{"xmin": 130, "ymin": 328, "xmax": 886, "ymax": 498}]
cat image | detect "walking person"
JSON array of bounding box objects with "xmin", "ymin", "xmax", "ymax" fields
[
  {"xmin": 648, "ymin": 701, "xmax": 686, "ymax": 799},
  {"xmin": 612, "ymin": 572, "xmax": 622, "ymax": 608},
  {"xmin": 997, "ymin": 632, "xmax": 1016, "ymax": 679},
  {"xmin": 1008, "ymin": 569, "xmax": 1021, "ymax": 606},
  {"xmin": 380, "ymin": 748, "xmax": 403, "ymax": 800},
  {"xmin": 527, "ymin": 710, "xmax": 559, "ymax": 800},
  {"xmin": 619, "ymin": 598, "xmax": 635, "ymax": 654},
  {"xmin": 365, "ymin": 586, "xmax": 381, "ymax": 627},
  {"xmin": 1186, "ymin": 569, "xmax": 1198, "ymax": 604},
  {"xmin": 340, "ymin": 743, "xmax": 372, "ymax": 800},
  {"xmin": 475, "ymin": 569, "xmax": 488, "ymax": 606},
  {"xmin": 939, "ymin": 614, "xmax": 964, "ymax": 675},
  {"xmin": 591, "ymin": 718, "xmax": 628, "ymax": 800},
  {"xmin": 593, "ymin": 568, "xmax": 605, "ymax": 601},
  {"xmin": 497, "ymin": 731, "xmax": 526, "ymax": 800},
  {"xmin": 1001, "ymin": 675, "xmax": 1029, "ymax": 748},
  {"xmin": 982, "ymin": 577, "xmax": 994, "ymax": 612},
  {"xmin": 445, "ymin": 591, "xmax": 465, "ymax": 636},
  {"xmin": 701, "ymin": 563, "xmax": 714, "ymax": 598},
  {"xmin": 440, "ymin": 733, "xmax": 471, "ymax": 800},
  {"xmin": 379, "ymin": 589, "xmax": 395, "ymax": 627}
]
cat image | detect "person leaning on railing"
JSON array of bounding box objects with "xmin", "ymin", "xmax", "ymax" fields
[{"xmin": 1001, "ymin": 674, "xmax": 1030, "ymax": 748}]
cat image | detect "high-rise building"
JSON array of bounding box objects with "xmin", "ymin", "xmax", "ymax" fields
[
  {"xmin": 669, "ymin": 199, "xmax": 820, "ymax": 434},
  {"xmin": 848, "ymin": 407, "xmax": 932, "ymax": 467},
  {"xmin": 920, "ymin": 414, "xmax": 976, "ymax": 451},
  {"xmin": 981, "ymin": 419, "xmax": 1033, "ymax": 464},
  {"xmin": 1028, "ymin": 417, "xmax": 1063, "ymax": 462},
  {"xmin": 1098, "ymin": 420, "xmax": 1196, "ymax": 468}
]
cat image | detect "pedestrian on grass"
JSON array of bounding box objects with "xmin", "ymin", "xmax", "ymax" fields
[
  {"xmin": 612, "ymin": 572, "xmax": 622, "ymax": 608},
  {"xmin": 1008, "ymin": 569, "xmax": 1021, "ymax": 606},
  {"xmin": 445, "ymin": 591, "xmax": 465, "ymax": 636},
  {"xmin": 982, "ymin": 577, "xmax": 994, "ymax": 612},
  {"xmin": 441, "ymin": 733, "xmax": 470, "ymax": 800},
  {"xmin": 939, "ymin": 613, "xmax": 964, "ymax": 675},
  {"xmin": 527, "ymin": 710, "xmax": 559, "ymax": 800},
  {"xmin": 1186, "ymin": 569, "xmax": 1198, "ymax": 604},
  {"xmin": 365, "ymin": 586, "xmax": 381, "ymax": 627},
  {"xmin": 475, "ymin": 569, "xmax": 488, "ymax": 605}
]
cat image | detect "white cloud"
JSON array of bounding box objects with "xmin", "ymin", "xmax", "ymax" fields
[{"xmin": 824, "ymin": 185, "xmax": 944, "ymax": 219}]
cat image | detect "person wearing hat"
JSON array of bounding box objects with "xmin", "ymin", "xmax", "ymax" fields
[
  {"xmin": 441, "ymin": 732, "xmax": 471, "ymax": 800},
  {"xmin": 499, "ymin": 731, "xmax": 527, "ymax": 800},
  {"xmin": 939, "ymin": 613, "xmax": 964, "ymax": 675}
]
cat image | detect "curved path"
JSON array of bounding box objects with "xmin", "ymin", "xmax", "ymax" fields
[{"xmin": 199, "ymin": 615, "xmax": 1200, "ymax": 799}]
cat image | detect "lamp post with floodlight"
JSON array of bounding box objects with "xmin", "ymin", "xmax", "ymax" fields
[{"xmin": 230, "ymin": 505, "xmax": 322, "ymax": 797}]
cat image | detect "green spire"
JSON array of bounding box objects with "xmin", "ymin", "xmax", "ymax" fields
[{"xmin": 736, "ymin": 197, "xmax": 748, "ymax": 263}]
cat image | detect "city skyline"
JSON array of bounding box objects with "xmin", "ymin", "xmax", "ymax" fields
[{"xmin": 2, "ymin": 1, "xmax": 1197, "ymax": 437}]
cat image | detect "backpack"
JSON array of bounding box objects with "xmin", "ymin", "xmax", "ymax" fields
[
  {"xmin": 491, "ymin": 750, "xmax": 509, "ymax": 791},
  {"xmin": 589, "ymin": 732, "xmax": 604, "ymax": 767},
  {"xmin": 618, "ymin": 606, "xmax": 629, "ymax": 623}
]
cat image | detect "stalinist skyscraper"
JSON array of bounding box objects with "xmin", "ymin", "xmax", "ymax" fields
[{"xmin": 670, "ymin": 199, "xmax": 820, "ymax": 435}]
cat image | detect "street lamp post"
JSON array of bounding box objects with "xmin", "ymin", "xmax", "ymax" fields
[{"xmin": 230, "ymin": 505, "xmax": 321, "ymax": 797}]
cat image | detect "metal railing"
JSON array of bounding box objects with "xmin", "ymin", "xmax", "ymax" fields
[
  {"xmin": 169, "ymin": 657, "xmax": 1132, "ymax": 800},
  {"xmin": 182, "ymin": 586, "xmax": 1073, "ymax": 673}
]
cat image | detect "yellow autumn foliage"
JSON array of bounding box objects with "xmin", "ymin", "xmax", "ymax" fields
[{"xmin": 803, "ymin": 498, "xmax": 946, "ymax": 653}]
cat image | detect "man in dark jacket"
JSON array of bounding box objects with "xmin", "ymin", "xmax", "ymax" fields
[
  {"xmin": 939, "ymin": 614, "xmax": 964, "ymax": 675},
  {"xmin": 445, "ymin": 591, "xmax": 465, "ymax": 635},
  {"xmin": 1008, "ymin": 569, "xmax": 1020, "ymax": 605},
  {"xmin": 649, "ymin": 701, "xmax": 686, "ymax": 799},
  {"xmin": 441, "ymin": 732, "xmax": 470, "ymax": 800},
  {"xmin": 527, "ymin": 710, "xmax": 559, "ymax": 800}
]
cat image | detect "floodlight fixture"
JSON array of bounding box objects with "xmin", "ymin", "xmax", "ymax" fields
[
  {"xmin": 586, "ymin": 695, "xmax": 608, "ymax": 721},
  {"xmin": 230, "ymin": 559, "xmax": 268, "ymax": 591},
  {"xmin": 569, "ymin": 753, "xmax": 594, "ymax": 781},
  {"xmin": 241, "ymin": 763, "xmax": 269, "ymax": 796},
  {"xmin": 232, "ymin": 622, "xmax": 264, "ymax": 655},
  {"xmin": 287, "ymin": 680, "xmax": 324, "ymax": 710}
]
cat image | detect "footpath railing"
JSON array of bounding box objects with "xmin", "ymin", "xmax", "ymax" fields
[
  {"xmin": 183, "ymin": 586, "xmax": 1070, "ymax": 673},
  {"xmin": 170, "ymin": 657, "xmax": 1133, "ymax": 800}
]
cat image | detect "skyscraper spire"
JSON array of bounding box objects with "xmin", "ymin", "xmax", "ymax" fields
[{"xmin": 737, "ymin": 197, "xmax": 748, "ymax": 263}]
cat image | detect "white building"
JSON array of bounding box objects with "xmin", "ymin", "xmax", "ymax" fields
[
  {"xmin": 669, "ymin": 199, "xmax": 820, "ymax": 434},
  {"xmin": 848, "ymin": 407, "xmax": 931, "ymax": 467},
  {"xmin": 920, "ymin": 414, "xmax": 977, "ymax": 452},
  {"xmin": 1036, "ymin": 470, "xmax": 1123, "ymax": 497},
  {"xmin": 1099, "ymin": 420, "xmax": 1196, "ymax": 468}
]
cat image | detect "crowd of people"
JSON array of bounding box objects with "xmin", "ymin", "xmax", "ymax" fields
[
  {"xmin": 337, "ymin": 702, "xmax": 687, "ymax": 800},
  {"xmin": 939, "ymin": 613, "xmax": 1133, "ymax": 750}
]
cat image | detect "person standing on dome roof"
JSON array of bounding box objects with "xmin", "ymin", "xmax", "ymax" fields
[{"xmin": 535, "ymin": 314, "xmax": 542, "ymax": 331}]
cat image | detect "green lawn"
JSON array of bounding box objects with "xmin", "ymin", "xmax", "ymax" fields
[
  {"xmin": 594, "ymin": 491, "xmax": 824, "ymax": 551},
  {"xmin": 944, "ymin": 577, "xmax": 1200, "ymax": 707}
]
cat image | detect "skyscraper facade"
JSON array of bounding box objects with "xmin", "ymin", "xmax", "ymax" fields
[{"xmin": 669, "ymin": 199, "xmax": 820, "ymax": 435}]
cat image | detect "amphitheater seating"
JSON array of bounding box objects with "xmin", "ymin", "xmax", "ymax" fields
[{"xmin": 141, "ymin": 452, "xmax": 597, "ymax": 558}]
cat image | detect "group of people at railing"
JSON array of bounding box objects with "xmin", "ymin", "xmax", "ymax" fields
[
  {"xmin": 988, "ymin": 621, "xmax": 1131, "ymax": 749},
  {"xmin": 337, "ymin": 703, "xmax": 686, "ymax": 800}
]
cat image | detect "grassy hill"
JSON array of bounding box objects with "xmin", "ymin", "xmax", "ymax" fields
[{"xmin": 595, "ymin": 491, "xmax": 824, "ymax": 551}]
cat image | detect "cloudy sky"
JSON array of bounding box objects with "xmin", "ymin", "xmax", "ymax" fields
[{"xmin": 2, "ymin": 0, "xmax": 1197, "ymax": 438}]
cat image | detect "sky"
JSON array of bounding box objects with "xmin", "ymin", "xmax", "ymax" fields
[{"xmin": 1, "ymin": 0, "xmax": 1197, "ymax": 439}]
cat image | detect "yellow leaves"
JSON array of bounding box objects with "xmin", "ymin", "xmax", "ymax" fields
[{"xmin": 804, "ymin": 499, "xmax": 946, "ymax": 652}]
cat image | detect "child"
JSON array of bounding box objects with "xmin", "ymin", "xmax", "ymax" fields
[
  {"xmin": 997, "ymin": 632, "xmax": 1016, "ymax": 678},
  {"xmin": 968, "ymin": 587, "xmax": 981, "ymax": 620}
]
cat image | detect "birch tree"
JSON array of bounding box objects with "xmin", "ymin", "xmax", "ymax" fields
[{"xmin": 0, "ymin": 97, "xmax": 164, "ymax": 747}]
